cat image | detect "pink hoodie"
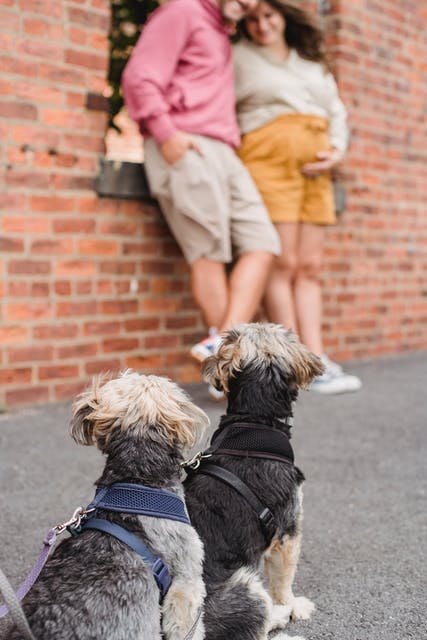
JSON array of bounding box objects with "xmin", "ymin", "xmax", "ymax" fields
[{"xmin": 122, "ymin": 0, "xmax": 240, "ymax": 148}]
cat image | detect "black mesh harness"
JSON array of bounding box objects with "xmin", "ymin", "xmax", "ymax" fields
[{"xmin": 184, "ymin": 418, "xmax": 294, "ymax": 545}]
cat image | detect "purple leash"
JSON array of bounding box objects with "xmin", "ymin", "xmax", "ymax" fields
[
  {"xmin": 0, "ymin": 527, "xmax": 57, "ymax": 618},
  {"xmin": 0, "ymin": 506, "xmax": 89, "ymax": 620}
]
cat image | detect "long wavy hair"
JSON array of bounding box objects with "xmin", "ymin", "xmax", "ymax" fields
[{"xmin": 239, "ymin": 0, "xmax": 330, "ymax": 70}]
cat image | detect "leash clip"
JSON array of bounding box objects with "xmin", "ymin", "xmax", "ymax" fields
[
  {"xmin": 182, "ymin": 451, "xmax": 212, "ymax": 471},
  {"xmin": 53, "ymin": 506, "xmax": 95, "ymax": 536}
]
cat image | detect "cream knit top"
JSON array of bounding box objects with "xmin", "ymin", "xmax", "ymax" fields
[{"xmin": 234, "ymin": 38, "xmax": 349, "ymax": 153}]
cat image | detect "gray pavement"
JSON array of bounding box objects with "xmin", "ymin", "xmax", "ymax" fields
[{"xmin": 0, "ymin": 352, "xmax": 426, "ymax": 639}]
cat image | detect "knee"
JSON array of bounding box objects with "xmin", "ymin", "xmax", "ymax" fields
[
  {"xmin": 273, "ymin": 254, "xmax": 298, "ymax": 280},
  {"xmin": 296, "ymin": 258, "xmax": 322, "ymax": 282}
]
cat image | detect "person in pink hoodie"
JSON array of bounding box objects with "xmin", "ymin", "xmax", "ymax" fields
[{"xmin": 122, "ymin": 0, "xmax": 280, "ymax": 372}]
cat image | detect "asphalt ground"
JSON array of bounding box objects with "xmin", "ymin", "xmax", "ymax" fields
[{"xmin": 0, "ymin": 352, "xmax": 426, "ymax": 639}]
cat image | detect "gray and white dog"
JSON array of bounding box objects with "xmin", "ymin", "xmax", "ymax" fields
[
  {"xmin": 5, "ymin": 371, "xmax": 210, "ymax": 640},
  {"xmin": 184, "ymin": 324, "xmax": 324, "ymax": 640}
]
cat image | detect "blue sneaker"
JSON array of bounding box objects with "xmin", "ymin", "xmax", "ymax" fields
[{"xmin": 190, "ymin": 329, "xmax": 222, "ymax": 363}]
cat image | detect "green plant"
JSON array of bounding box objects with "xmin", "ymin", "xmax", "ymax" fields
[{"xmin": 108, "ymin": 0, "xmax": 159, "ymax": 131}]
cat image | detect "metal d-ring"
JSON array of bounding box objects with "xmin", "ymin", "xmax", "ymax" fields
[{"xmin": 182, "ymin": 451, "xmax": 213, "ymax": 471}]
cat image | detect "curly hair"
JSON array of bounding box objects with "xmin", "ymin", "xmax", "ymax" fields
[{"xmin": 239, "ymin": 0, "xmax": 330, "ymax": 70}]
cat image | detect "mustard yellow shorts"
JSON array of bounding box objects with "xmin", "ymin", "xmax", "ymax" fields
[{"xmin": 237, "ymin": 114, "xmax": 336, "ymax": 225}]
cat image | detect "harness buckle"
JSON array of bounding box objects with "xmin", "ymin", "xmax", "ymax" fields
[
  {"xmin": 151, "ymin": 558, "xmax": 172, "ymax": 597},
  {"xmin": 259, "ymin": 507, "xmax": 276, "ymax": 533}
]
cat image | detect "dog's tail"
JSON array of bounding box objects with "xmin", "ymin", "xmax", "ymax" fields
[{"xmin": 203, "ymin": 568, "xmax": 271, "ymax": 640}]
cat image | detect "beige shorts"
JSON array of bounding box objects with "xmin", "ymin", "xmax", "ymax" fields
[{"xmin": 144, "ymin": 135, "xmax": 280, "ymax": 264}]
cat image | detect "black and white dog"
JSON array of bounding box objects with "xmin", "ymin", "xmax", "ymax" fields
[
  {"xmin": 5, "ymin": 372, "xmax": 209, "ymax": 640},
  {"xmin": 184, "ymin": 323, "xmax": 324, "ymax": 640}
]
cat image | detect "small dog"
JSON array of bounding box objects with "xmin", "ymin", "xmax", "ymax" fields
[
  {"xmin": 6, "ymin": 371, "xmax": 210, "ymax": 640},
  {"xmin": 184, "ymin": 323, "xmax": 324, "ymax": 640}
]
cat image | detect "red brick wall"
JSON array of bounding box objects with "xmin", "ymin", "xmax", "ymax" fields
[
  {"xmin": 0, "ymin": 0, "xmax": 203, "ymax": 407},
  {"xmin": 321, "ymin": 0, "xmax": 427, "ymax": 359},
  {"xmin": 0, "ymin": 0, "xmax": 426, "ymax": 407}
]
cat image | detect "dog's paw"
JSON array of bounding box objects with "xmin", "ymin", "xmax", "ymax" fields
[
  {"xmin": 269, "ymin": 603, "xmax": 292, "ymax": 630},
  {"xmin": 289, "ymin": 596, "xmax": 315, "ymax": 620}
]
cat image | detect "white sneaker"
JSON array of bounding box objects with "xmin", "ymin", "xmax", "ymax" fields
[
  {"xmin": 190, "ymin": 328, "xmax": 222, "ymax": 363},
  {"xmin": 207, "ymin": 384, "xmax": 225, "ymax": 401},
  {"xmin": 310, "ymin": 354, "xmax": 362, "ymax": 395}
]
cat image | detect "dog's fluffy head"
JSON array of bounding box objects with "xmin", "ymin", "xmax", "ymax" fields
[
  {"xmin": 203, "ymin": 324, "xmax": 324, "ymax": 417},
  {"xmin": 70, "ymin": 370, "xmax": 210, "ymax": 452}
]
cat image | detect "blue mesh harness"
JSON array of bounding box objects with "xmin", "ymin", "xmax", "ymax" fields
[{"xmin": 70, "ymin": 483, "xmax": 190, "ymax": 598}]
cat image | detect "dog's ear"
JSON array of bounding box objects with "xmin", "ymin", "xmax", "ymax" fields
[
  {"xmin": 69, "ymin": 374, "xmax": 109, "ymax": 446},
  {"xmin": 202, "ymin": 329, "xmax": 242, "ymax": 393},
  {"xmin": 285, "ymin": 339, "xmax": 325, "ymax": 388}
]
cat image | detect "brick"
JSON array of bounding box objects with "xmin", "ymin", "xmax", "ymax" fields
[
  {"xmin": 68, "ymin": 7, "xmax": 110, "ymax": 30},
  {"xmin": 57, "ymin": 343, "xmax": 98, "ymax": 359},
  {"xmin": 102, "ymin": 338, "xmax": 139, "ymax": 353},
  {"xmin": 6, "ymin": 386, "xmax": 49, "ymax": 407},
  {"xmin": 56, "ymin": 301, "xmax": 97, "ymax": 317},
  {"xmin": 39, "ymin": 364, "xmax": 79, "ymax": 380},
  {"xmin": 53, "ymin": 380, "xmax": 87, "ymax": 401},
  {"xmin": 0, "ymin": 326, "xmax": 29, "ymax": 344},
  {"xmin": 78, "ymin": 239, "xmax": 118, "ymax": 256},
  {"xmin": 144, "ymin": 335, "xmax": 180, "ymax": 349},
  {"xmin": 33, "ymin": 324, "xmax": 79, "ymax": 340},
  {"xmin": 31, "ymin": 239, "xmax": 74, "ymax": 254},
  {"xmin": 8, "ymin": 260, "xmax": 51, "ymax": 275},
  {"xmin": 100, "ymin": 300, "xmax": 138, "ymax": 315},
  {"xmin": 0, "ymin": 366, "xmax": 33, "ymax": 384},
  {"xmin": 19, "ymin": 0, "xmax": 63, "ymax": 16},
  {"xmin": 8, "ymin": 345, "xmax": 53, "ymax": 363},
  {"xmin": 0, "ymin": 237, "xmax": 24, "ymax": 252},
  {"xmin": 6, "ymin": 170, "xmax": 50, "ymax": 190},
  {"xmin": 0, "ymin": 100, "xmax": 37, "ymax": 120},
  {"xmin": 31, "ymin": 196, "xmax": 76, "ymax": 213},
  {"xmin": 54, "ymin": 281, "xmax": 72, "ymax": 295},
  {"xmin": 83, "ymin": 321, "xmax": 121, "ymax": 336},
  {"xmin": 75, "ymin": 281, "xmax": 92, "ymax": 295},
  {"xmin": 5, "ymin": 302, "xmax": 52, "ymax": 321},
  {"xmin": 53, "ymin": 218, "xmax": 95, "ymax": 233},
  {"xmin": 125, "ymin": 355, "xmax": 164, "ymax": 371},
  {"xmin": 65, "ymin": 49, "xmax": 107, "ymax": 72},
  {"xmin": 2, "ymin": 216, "xmax": 50, "ymax": 233},
  {"xmin": 55, "ymin": 260, "xmax": 95, "ymax": 276},
  {"xmin": 85, "ymin": 359, "xmax": 121, "ymax": 375}
]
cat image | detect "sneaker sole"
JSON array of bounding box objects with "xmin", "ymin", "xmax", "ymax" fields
[
  {"xmin": 190, "ymin": 346, "xmax": 211, "ymax": 363},
  {"xmin": 311, "ymin": 379, "xmax": 362, "ymax": 395}
]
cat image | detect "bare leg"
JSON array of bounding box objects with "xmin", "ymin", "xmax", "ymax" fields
[
  {"xmin": 264, "ymin": 223, "xmax": 299, "ymax": 330},
  {"xmin": 220, "ymin": 251, "xmax": 273, "ymax": 330},
  {"xmin": 191, "ymin": 258, "xmax": 228, "ymax": 329},
  {"xmin": 293, "ymin": 224, "xmax": 325, "ymax": 355}
]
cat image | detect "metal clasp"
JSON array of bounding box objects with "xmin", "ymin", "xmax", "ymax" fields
[
  {"xmin": 181, "ymin": 451, "xmax": 213, "ymax": 471},
  {"xmin": 54, "ymin": 506, "xmax": 95, "ymax": 536}
]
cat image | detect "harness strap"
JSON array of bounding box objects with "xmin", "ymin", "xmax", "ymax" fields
[
  {"xmin": 80, "ymin": 518, "xmax": 172, "ymax": 598},
  {"xmin": 196, "ymin": 463, "xmax": 277, "ymax": 543},
  {"xmin": 90, "ymin": 483, "xmax": 190, "ymax": 525}
]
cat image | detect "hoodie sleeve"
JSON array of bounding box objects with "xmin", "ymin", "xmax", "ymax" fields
[{"xmin": 121, "ymin": 3, "xmax": 191, "ymax": 144}]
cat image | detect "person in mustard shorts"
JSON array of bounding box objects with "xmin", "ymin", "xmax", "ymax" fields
[{"xmin": 234, "ymin": 0, "xmax": 361, "ymax": 394}]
